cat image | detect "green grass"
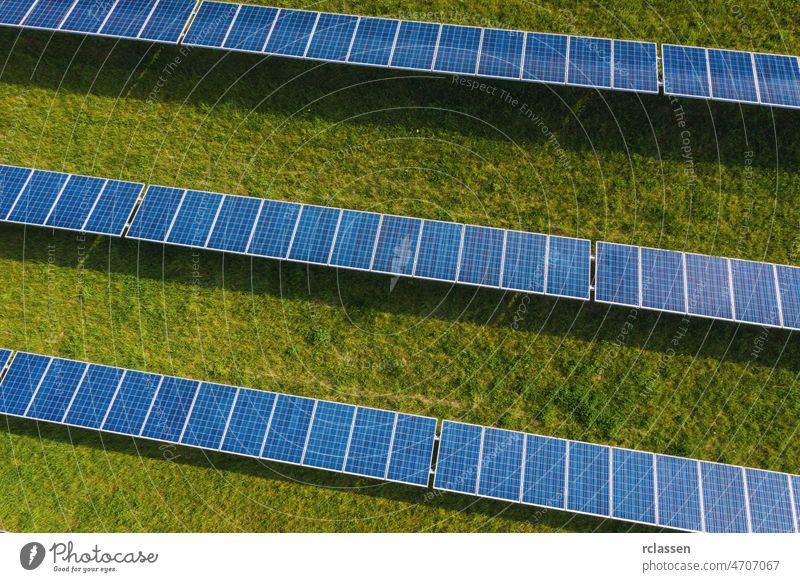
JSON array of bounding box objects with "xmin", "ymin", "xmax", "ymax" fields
[{"xmin": 0, "ymin": 0, "xmax": 799, "ymax": 532}]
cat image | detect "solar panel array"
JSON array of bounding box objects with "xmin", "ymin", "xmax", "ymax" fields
[
  {"xmin": 182, "ymin": 2, "xmax": 659, "ymax": 94},
  {"xmin": 434, "ymin": 420, "xmax": 800, "ymax": 533},
  {"xmin": 0, "ymin": 350, "xmax": 437, "ymax": 487},
  {"xmin": 1, "ymin": 348, "xmax": 798, "ymax": 532},
  {"xmin": 125, "ymin": 184, "xmax": 592, "ymax": 299},
  {"xmin": 0, "ymin": 164, "xmax": 144, "ymax": 236},
  {"xmin": 662, "ymin": 44, "xmax": 800, "ymax": 109},
  {"xmin": 0, "ymin": 0, "xmax": 196, "ymax": 44},
  {"xmin": 595, "ymin": 241, "xmax": 800, "ymax": 331}
]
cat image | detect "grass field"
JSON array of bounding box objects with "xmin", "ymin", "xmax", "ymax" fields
[{"xmin": 1, "ymin": 0, "xmax": 799, "ymax": 532}]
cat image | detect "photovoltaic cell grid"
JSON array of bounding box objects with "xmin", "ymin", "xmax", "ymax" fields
[
  {"xmin": 0, "ymin": 164, "xmax": 143, "ymax": 236},
  {"xmin": 0, "ymin": 0, "xmax": 196, "ymax": 44},
  {"xmin": 663, "ymin": 44, "xmax": 800, "ymax": 108},
  {"xmin": 596, "ymin": 242, "xmax": 799, "ymax": 330},
  {"xmin": 434, "ymin": 421, "xmax": 800, "ymax": 533},
  {"xmin": 0, "ymin": 350, "xmax": 437, "ymax": 487},
  {"xmin": 126, "ymin": 184, "xmax": 592, "ymax": 300},
  {"xmin": 183, "ymin": 3, "xmax": 659, "ymax": 94}
]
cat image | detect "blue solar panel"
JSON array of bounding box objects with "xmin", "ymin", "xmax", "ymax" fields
[
  {"xmin": 82, "ymin": 179, "xmax": 142, "ymax": 236},
  {"xmin": 220, "ymin": 389, "xmax": 275, "ymax": 456},
  {"xmin": 746, "ymin": 469, "xmax": 795, "ymax": 533},
  {"xmin": 223, "ymin": 5, "xmax": 277, "ymax": 52},
  {"xmin": 264, "ymin": 8, "xmax": 317, "ymax": 57},
  {"xmin": 500, "ymin": 231, "xmax": 547, "ymax": 293},
  {"xmin": 685, "ymin": 254, "xmax": 733, "ymax": 320},
  {"xmin": 301, "ymin": 400, "xmax": 355, "ymax": 471},
  {"xmin": 59, "ymin": 0, "xmax": 116, "ymax": 33},
  {"xmin": 701, "ymin": 462, "xmax": 749, "ymax": 533},
  {"xmin": 182, "ymin": 1, "xmax": 237, "ymax": 47},
  {"xmin": 793, "ymin": 476, "xmax": 800, "ymax": 529},
  {"xmin": 63, "ymin": 364, "xmax": 125, "ymax": 429},
  {"xmin": 126, "ymin": 186, "xmax": 185, "ymax": 242},
  {"xmin": 344, "ymin": 407, "xmax": 395, "ymax": 478},
  {"xmin": 305, "ymin": 12, "xmax": 357, "ymax": 62},
  {"xmin": 247, "ymin": 200, "xmax": 301, "ymax": 258},
  {"xmin": 0, "ymin": 353, "xmax": 50, "ymax": 416},
  {"xmin": 596, "ymin": 242, "xmax": 639, "ymax": 306},
  {"xmin": 390, "ymin": 21, "xmax": 439, "ymax": 70},
  {"xmin": 386, "ymin": 414, "xmax": 436, "ymax": 487},
  {"xmin": 99, "ymin": 0, "xmax": 156, "ymax": 38},
  {"xmin": 522, "ymin": 435, "xmax": 566, "ymax": 509},
  {"xmin": 611, "ymin": 448, "xmax": 656, "ymax": 524},
  {"xmin": 547, "ymin": 236, "xmax": 591, "ymax": 299},
  {"xmin": 26, "ymin": 358, "xmax": 87, "ymax": 422},
  {"xmin": 7, "ymin": 170, "xmax": 70, "ymax": 225},
  {"xmin": 23, "ymin": 0, "xmax": 75, "ymax": 30},
  {"xmin": 433, "ymin": 421, "xmax": 482, "ymax": 494},
  {"xmin": 457, "ymin": 226, "xmax": 503, "ymax": 287},
  {"xmin": 640, "ymin": 247, "xmax": 686, "ymax": 313},
  {"xmin": 205, "ymin": 195, "xmax": 262, "ymax": 253},
  {"xmin": 371, "ymin": 215, "xmax": 420, "ymax": 276},
  {"xmin": 777, "ymin": 265, "xmax": 800, "ymax": 330},
  {"xmin": 101, "ymin": 371, "xmax": 161, "ymax": 435},
  {"xmin": 260, "ymin": 394, "xmax": 315, "ymax": 464},
  {"xmin": 0, "ymin": 0, "xmax": 35, "ymax": 25},
  {"xmin": 731, "ymin": 260, "xmax": 780, "ymax": 326},
  {"xmin": 477, "ymin": 428, "xmax": 524, "ymax": 501},
  {"xmin": 433, "ymin": 24, "xmax": 481, "ymax": 75},
  {"xmin": 166, "ymin": 190, "xmax": 223, "ymax": 247},
  {"xmin": 662, "ymin": 45, "xmax": 710, "ymax": 98},
  {"xmin": 753, "ymin": 53, "xmax": 800, "ymax": 108},
  {"xmin": 708, "ymin": 49, "xmax": 758, "ymax": 104},
  {"xmin": 329, "ymin": 210, "xmax": 380, "ymax": 270},
  {"xmin": 287, "ymin": 205, "xmax": 341, "ymax": 264},
  {"xmin": 0, "ymin": 164, "xmax": 32, "ymax": 219},
  {"xmin": 477, "ymin": 28, "xmax": 523, "ymax": 79},
  {"xmin": 140, "ymin": 376, "xmax": 198, "ymax": 442},
  {"xmin": 613, "ymin": 40, "xmax": 658, "ymax": 93},
  {"xmin": 138, "ymin": 0, "xmax": 196, "ymax": 43},
  {"xmin": 522, "ymin": 32, "xmax": 567, "ymax": 84},
  {"xmin": 567, "ymin": 442, "xmax": 610, "ymax": 516},
  {"xmin": 414, "ymin": 220, "xmax": 463, "ymax": 282},
  {"xmin": 0, "ymin": 348, "xmax": 11, "ymax": 370},
  {"xmin": 45, "ymin": 175, "xmax": 106, "ymax": 231},
  {"xmin": 656, "ymin": 455, "xmax": 703, "ymax": 531},
  {"xmin": 347, "ymin": 17, "xmax": 397, "ymax": 66},
  {"xmin": 180, "ymin": 382, "xmax": 237, "ymax": 449},
  {"xmin": 567, "ymin": 36, "xmax": 612, "ymax": 88}
]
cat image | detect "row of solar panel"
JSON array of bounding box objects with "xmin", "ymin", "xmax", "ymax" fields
[
  {"xmin": 0, "ymin": 164, "xmax": 143, "ymax": 236},
  {"xmin": 595, "ymin": 242, "xmax": 800, "ymax": 330},
  {"xmin": 662, "ymin": 44, "xmax": 800, "ymax": 108},
  {"xmin": 434, "ymin": 420, "xmax": 800, "ymax": 533},
  {"xmin": 125, "ymin": 184, "xmax": 592, "ymax": 299},
  {"xmin": 183, "ymin": 2, "xmax": 659, "ymax": 93},
  {"xmin": 0, "ymin": 0, "xmax": 196, "ymax": 44},
  {"xmin": 0, "ymin": 349, "xmax": 437, "ymax": 486},
  {"xmin": 1, "ymin": 348, "xmax": 798, "ymax": 533}
]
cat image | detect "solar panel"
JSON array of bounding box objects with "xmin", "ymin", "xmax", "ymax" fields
[
  {"xmin": 476, "ymin": 427, "xmax": 524, "ymax": 502},
  {"xmin": 101, "ymin": 370, "xmax": 162, "ymax": 436},
  {"xmin": 247, "ymin": 199, "xmax": 301, "ymax": 258},
  {"xmin": 685, "ymin": 253, "xmax": 734, "ymax": 320},
  {"xmin": 222, "ymin": 4, "xmax": 277, "ymax": 53},
  {"xmin": 753, "ymin": 53, "xmax": 800, "ymax": 109},
  {"xmin": 140, "ymin": 376, "xmax": 199, "ymax": 442},
  {"xmin": 6, "ymin": 169, "xmax": 70, "ymax": 225},
  {"xmin": 329, "ymin": 209, "xmax": 381, "ymax": 271},
  {"xmin": 640, "ymin": 247, "xmax": 685, "ymax": 314},
  {"xmin": 64, "ymin": 365, "xmax": 125, "ymax": 428},
  {"xmin": 370, "ymin": 215, "xmax": 420, "ymax": 276},
  {"xmin": 433, "ymin": 24, "xmax": 482, "ymax": 75},
  {"xmin": 390, "ymin": 21, "xmax": 440, "ymax": 70},
  {"xmin": 99, "ymin": 0, "xmax": 157, "ymax": 40},
  {"xmin": 522, "ymin": 32, "xmax": 567, "ymax": 84},
  {"xmin": 0, "ymin": 352, "xmax": 51, "ymax": 416},
  {"xmin": 220, "ymin": 388, "xmax": 275, "ymax": 456},
  {"xmin": 165, "ymin": 190, "xmax": 223, "ymax": 248},
  {"xmin": 343, "ymin": 407, "xmax": 395, "ymax": 478},
  {"xmin": 745, "ymin": 469, "xmax": 796, "ymax": 533},
  {"xmin": 0, "ymin": 164, "xmax": 32, "ymax": 219},
  {"xmin": 566, "ymin": 441, "xmax": 610, "ymax": 517},
  {"xmin": 611, "ymin": 448, "xmax": 656, "ymax": 524},
  {"xmin": 776, "ymin": 266, "xmax": 800, "ymax": 330},
  {"xmin": 546, "ymin": 236, "xmax": 591, "ymax": 299},
  {"xmin": 138, "ymin": 0, "xmax": 197, "ymax": 43},
  {"xmin": 25, "ymin": 358, "xmax": 87, "ymax": 422},
  {"xmin": 730, "ymin": 259, "xmax": 781, "ymax": 327},
  {"xmin": 656, "ymin": 455, "xmax": 703, "ymax": 532},
  {"xmin": 0, "ymin": 348, "xmax": 12, "ymax": 371},
  {"xmin": 180, "ymin": 382, "xmax": 238, "ymax": 449},
  {"xmin": 264, "ymin": 8, "xmax": 317, "ymax": 57},
  {"xmin": 457, "ymin": 226, "xmax": 504, "ymax": 287},
  {"xmin": 708, "ymin": 48, "xmax": 759, "ymax": 104},
  {"xmin": 522, "ymin": 434, "xmax": 566, "ymax": 509},
  {"xmin": 261, "ymin": 394, "xmax": 315, "ymax": 464},
  {"xmin": 45, "ymin": 175, "xmax": 107, "ymax": 231},
  {"xmin": 126, "ymin": 185, "xmax": 185, "ymax": 242},
  {"xmin": 433, "ymin": 421, "xmax": 482, "ymax": 494},
  {"xmin": 595, "ymin": 242, "xmax": 640, "ymax": 306},
  {"xmin": 83, "ymin": 179, "xmax": 143, "ymax": 236},
  {"xmin": 347, "ymin": 17, "xmax": 397, "ymax": 66},
  {"xmin": 662, "ymin": 44, "xmax": 711, "ymax": 99},
  {"xmin": 59, "ymin": 0, "xmax": 117, "ymax": 34},
  {"xmin": 0, "ymin": 0, "xmax": 35, "ymax": 26},
  {"xmin": 613, "ymin": 40, "xmax": 658, "ymax": 93},
  {"xmin": 477, "ymin": 28, "xmax": 524, "ymax": 80},
  {"xmin": 205, "ymin": 195, "xmax": 262, "ymax": 253},
  {"xmin": 302, "ymin": 400, "xmax": 356, "ymax": 471},
  {"xmin": 567, "ymin": 36, "xmax": 612, "ymax": 88},
  {"xmin": 385, "ymin": 413, "xmax": 436, "ymax": 486},
  {"xmin": 287, "ymin": 205, "xmax": 341, "ymax": 265},
  {"xmin": 701, "ymin": 462, "xmax": 749, "ymax": 533},
  {"xmin": 304, "ymin": 12, "xmax": 358, "ymax": 62},
  {"xmin": 23, "ymin": 0, "xmax": 75, "ymax": 30},
  {"xmin": 182, "ymin": 1, "xmax": 238, "ymax": 47},
  {"xmin": 413, "ymin": 220, "xmax": 463, "ymax": 282}
]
